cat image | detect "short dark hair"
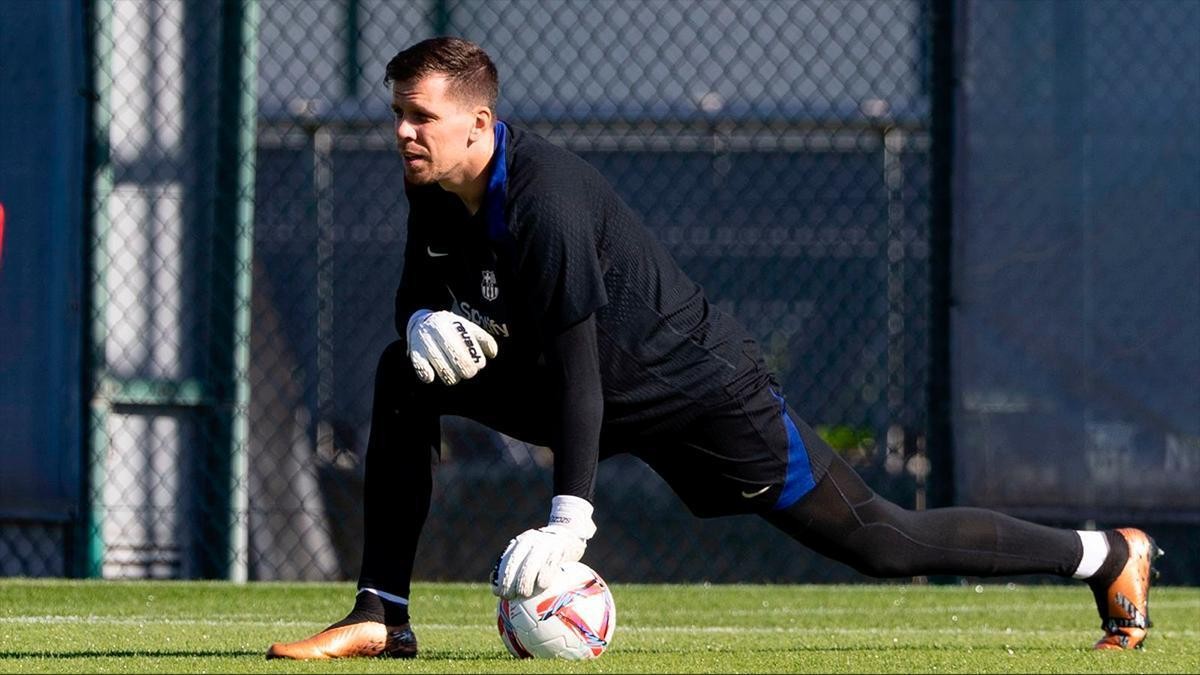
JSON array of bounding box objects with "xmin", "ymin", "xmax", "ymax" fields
[{"xmin": 385, "ymin": 37, "xmax": 499, "ymax": 110}]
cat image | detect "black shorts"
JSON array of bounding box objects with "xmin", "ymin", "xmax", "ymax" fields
[
  {"xmin": 379, "ymin": 339, "xmax": 833, "ymax": 519},
  {"xmin": 628, "ymin": 383, "xmax": 835, "ymax": 518}
]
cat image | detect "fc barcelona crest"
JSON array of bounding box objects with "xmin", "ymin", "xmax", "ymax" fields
[{"xmin": 481, "ymin": 270, "xmax": 499, "ymax": 301}]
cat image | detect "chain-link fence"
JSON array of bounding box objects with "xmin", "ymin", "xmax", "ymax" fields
[
  {"xmin": 951, "ymin": 0, "xmax": 1200, "ymax": 583},
  {"xmin": 77, "ymin": 0, "xmax": 933, "ymax": 583},
  {"xmin": 5, "ymin": 0, "xmax": 1196, "ymax": 583},
  {"xmin": 78, "ymin": 0, "xmax": 258, "ymax": 579},
  {"xmin": 956, "ymin": 0, "xmax": 1200, "ymax": 512}
]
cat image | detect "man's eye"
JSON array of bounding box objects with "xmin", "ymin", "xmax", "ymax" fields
[{"xmin": 393, "ymin": 109, "xmax": 430, "ymax": 123}]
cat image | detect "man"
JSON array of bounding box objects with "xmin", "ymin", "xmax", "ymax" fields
[{"xmin": 267, "ymin": 37, "xmax": 1160, "ymax": 659}]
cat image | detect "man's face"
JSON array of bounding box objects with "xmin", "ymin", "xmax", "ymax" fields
[{"xmin": 391, "ymin": 75, "xmax": 479, "ymax": 185}]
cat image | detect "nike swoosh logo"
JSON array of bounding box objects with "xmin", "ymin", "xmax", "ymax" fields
[
  {"xmin": 427, "ymin": 246, "xmax": 450, "ymax": 258},
  {"xmin": 740, "ymin": 485, "xmax": 771, "ymax": 499}
]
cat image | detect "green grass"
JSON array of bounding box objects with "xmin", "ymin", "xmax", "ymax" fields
[{"xmin": 1, "ymin": 580, "xmax": 1197, "ymax": 673}]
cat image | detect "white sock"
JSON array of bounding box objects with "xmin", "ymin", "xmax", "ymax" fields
[
  {"xmin": 1072, "ymin": 530, "xmax": 1109, "ymax": 579},
  {"xmin": 359, "ymin": 587, "xmax": 409, "ymax": 606}
]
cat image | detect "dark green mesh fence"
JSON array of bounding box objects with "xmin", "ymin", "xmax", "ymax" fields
[
  {"xmin": 951, "ymin": 0, "xmax": 1200, "ymax": 583},
  {"xmin": 37, "ymin": 0, "xmax": 1191, "ymax": 585},
  {"xmin": 248, "ymin": 0, "xmax": 932, "ymax": 584}
]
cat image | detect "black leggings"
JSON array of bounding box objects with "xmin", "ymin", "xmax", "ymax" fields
[
  {"xmin": 359, "ymin": 338, "xmax": 1085, "ymax": 598},
  {"xmin": 763, "ymin": 450, "xmax": 1083, "ymax": 578}
]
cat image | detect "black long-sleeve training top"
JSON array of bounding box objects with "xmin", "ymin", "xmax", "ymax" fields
[{"xmin": 394, "ymin": 122, "xmax": 766, "ymax": 501}]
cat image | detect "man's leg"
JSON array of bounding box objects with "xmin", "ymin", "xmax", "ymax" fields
[
  {"xmin": 765, "ymin": 449, "xmax": 1089, "ymax": 577},
  {"xmin": 268, "ymin": 340, "xmax": 436, "ymax": 659},
  {"xmin": 268, "ymin": 341, "xmax": 557, "ymax": 659},
  {"xmin": 763, "ymin": 408, "xmax": 1161, "ymax": 649},
  {"xmin": 354, "ymin": 341, "xmax": 440, "ymax": 626}
]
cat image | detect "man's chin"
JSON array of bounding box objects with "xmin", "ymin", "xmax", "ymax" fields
[{"xmin": 403, "ymin": 168, "xmax": 435, "ymax": 184}]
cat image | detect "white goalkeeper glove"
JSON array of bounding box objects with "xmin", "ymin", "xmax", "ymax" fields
[
  {"xmin": 406, "ymin": 309, "xmax": 498, "ymax": 385},
  {"xmin": 491, "ymin": 495, "xmax": 596, "ymax": 599}
]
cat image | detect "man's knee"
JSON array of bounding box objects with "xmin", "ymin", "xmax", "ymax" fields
[
  {"xmin": 376, "ymin": 339, "xmax": 419, "ymax": 388},
  {"xmin": 842, "ymin": 499, "xmax": 924, "ymax": 577},
  {"xmin": 372, "ymin": 339, "xmax": 427, "ymax": 411},
  {"xmin": 844, "ymin": 524, "xmax": 918, "ymax": 578},
  {"xmin": 378, "ymin": 339, "xmax": 408, "ymax": 371},
  {"xmin": 367, "ymin": 339, "xmax": 440, "ymax": 458}
]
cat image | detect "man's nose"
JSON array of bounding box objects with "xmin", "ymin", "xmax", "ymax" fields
[{"xmin": 396, "ymin": 119, "xmax": 415, "ymax": 141}]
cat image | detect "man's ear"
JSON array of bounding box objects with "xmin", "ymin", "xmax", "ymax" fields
[{"xmin": 471, "ymin": 106, "xmax": 493, "ymax": 141}]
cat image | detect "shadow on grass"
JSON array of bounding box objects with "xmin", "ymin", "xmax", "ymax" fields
[
  {"xmin": 602, "ymin": 644, "xmax": 1081, "ymax": 656},
  {"xmin": 1, "ymin": 649, "xmax": 264, "ymax": 659},
  {"xmin": 405, "ymin": 643, "xmax": 1081, "ymax": 661},
  {"xmin": 1, "ymin": 643, "xmax": 1093, "ymax": 662},
  {"xmin": 2, "ymin": 648, "xmax": 509, "ymax": 663}
]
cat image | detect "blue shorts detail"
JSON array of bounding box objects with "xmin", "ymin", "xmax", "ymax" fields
[{"xmin": 770, "ymin": 390, "xmax": 817, "ymax": 510}]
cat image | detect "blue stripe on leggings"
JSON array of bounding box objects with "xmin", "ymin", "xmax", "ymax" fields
[{"xmin": 771, "ymin": 390, "xmax": 817, "ymax": 510}]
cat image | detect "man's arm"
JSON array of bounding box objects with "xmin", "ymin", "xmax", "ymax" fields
[
  {"xmin": 490, "ymin": 314, "xmax": 603, "ymax": 599},
  {"xmin": 492, "ymin": 167, "xmax": 609, "ymax": 598},
  {"xmin": 546, "ymin": 313, "xmax": 602, "ymax": 500}
]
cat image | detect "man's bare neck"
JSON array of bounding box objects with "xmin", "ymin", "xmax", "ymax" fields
[{"xmin": 441, "ymin": 130, "xmax": 495, "ymax": 215}]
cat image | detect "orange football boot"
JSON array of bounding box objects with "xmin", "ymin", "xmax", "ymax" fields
[
  {"xmin": 266, "ymin": 622, "xmax": 418, "ymax": 659},
  {"xmin": 1091, "ymin": 528, "xmax": 1162, "ymax": 650}
]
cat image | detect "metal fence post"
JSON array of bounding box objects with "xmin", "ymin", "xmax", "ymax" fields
[
  {"xmin": 927, "ymin": 0, "xmax": 957, "ymax": 510},
  {"xmin": 430, "ymin": 0, "xmax": 453, "ymax": 35},
  {"xmin": 79, "ymin": 0, "xmax": 113, "ymax": 579},
  {"xmin": 207, "ymin": 0, "xmax": 258, "ymax": 581},
  {"xmin": 343, "ymin": 0, "xmax": 360, "ymax": 99}
]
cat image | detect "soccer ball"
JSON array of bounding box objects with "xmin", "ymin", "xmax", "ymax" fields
[{"xmin": 496, "ymin": 561, "xmax": 616, "ymax": 660}]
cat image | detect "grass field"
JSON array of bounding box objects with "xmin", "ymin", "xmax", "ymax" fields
[{"xmin": 1, "ymin": 580, "xmax": 1197, "ymax": 673}]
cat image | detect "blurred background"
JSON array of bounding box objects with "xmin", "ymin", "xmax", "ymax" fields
[{"xmin": 1, "ymin": 0, "xmax": 1197, "ymax": 585}]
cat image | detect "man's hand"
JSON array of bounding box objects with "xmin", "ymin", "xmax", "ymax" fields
[
  {"xmin": 406, "ymin": 309, "xmax": 498, "ymax": 385},
  {"xmin": 492, "ymin": 495, "xmax": 597, "ymax": 599}
]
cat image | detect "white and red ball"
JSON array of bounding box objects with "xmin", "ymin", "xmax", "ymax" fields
[{"xmin": 496, "ymin": 561, "xmax": 616, "ymax": 660}]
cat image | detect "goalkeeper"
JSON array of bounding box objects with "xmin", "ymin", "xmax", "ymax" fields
[{"xmin": 267, "ymin": 37, "xmax": 1159, "ymax": 659}]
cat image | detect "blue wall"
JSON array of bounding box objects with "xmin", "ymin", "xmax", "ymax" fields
[
  {"xmin": 953, "ymin": 0, "xmax": 1200, "ymax": 517},
  {"xmin": 0, "ymin": 0, "xmax": 86, "ymax": 524}
]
